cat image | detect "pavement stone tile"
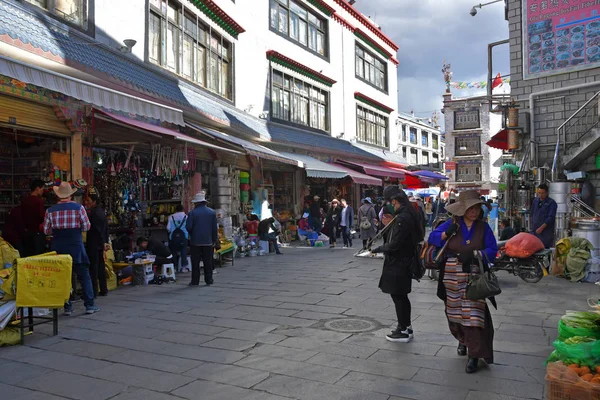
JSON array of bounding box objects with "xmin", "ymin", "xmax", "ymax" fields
[
  {"xmin": 15, "ymin": 390, "xmax": 70, "ymax": 400},
  {"xmin": 492, "ymin": 351, "xmax": 548, "ymax": 369},
  {"xmin": 104, "ymin": 349, "xmax": 202, "ymax": 373},
  {"xmin": 159, "ymin": 321, "xmax": 229, "ymax": 336},
  {"xmin": 18, "ymin": 370, "xmax": 127, "ymax": 400},
  {"xmin": 220, "ymin": 299, "xmax": 284, "ymax": 309},
  {"xmin": 86, "ymin": 363, "xmax": 194, "ymax": 392},
  {"xmin": 155, "ymin": 331, "xmax": 214, "ymax": 346},
  {"xmin": 54, "ymin": 326, "xmax": 107, "ymax": 341},
  {"xmin": 108, "ymin": 388, "xmax": 186, "ymax": 400},
  {"xmin": 0, "ymin": 361, "xmax": 52, "ymax": 385},
  {"xmin": 0, "ymin": 345, "xmax": 44, "ymax": 359},
  {"xmin": 148, "ymin": 312, "xmax": 216, "ymax": 325},
  {"xmin": 0, "ymin": 383, "xmax": 37, "ymax": 399},
  {"xmin": 271, "ymin": 327, "xmax": 351, "ymax": 342},
  {"xmin": 413, "ymin": 367, "xmax": 543, "ymax": 398},
  {"xmin": 249, "ymin": 344, "xmax": 319, "ymax": 361},
  {"xmin": 184, "ymin": 307, "xmax": 248, "ymax": 319},
  {"xmin": 234, "ymin": 305, "xmax": 300, "ymax": 317},
  {"xmin": 307, "ymin": 352, "xmax": 419, "ymax": 380},
  {"xmin": 165, "ymin": 343, "xmax": 246, "ymax": 364},
  {"xmin": 275, "ymin": 303, "xmax": 349, "ymax": 314},
  {"xmin": 44, "ymin": 340, "xmax": 123, "ymax": 359},
  {"xmin": 211, "ymin": 317, "xmax": 279, "ymax": 332},
  {"xmin": 173, "ymin": 379, "xmax": 293, "ymax": 400},
  {"xmin": 235, "ymin": 355, "xmax": 349, "ymax": 384},
  {"xmin": 184, "ymin": 362, "xmax": 270, "ymax": 388},
  {"xmin": 259, "ymin": 295, "xmax": 322, "ymax": 305},
  {"xmin": 343, "ymin": 332, "xmax": 443, "ymax": 356},
  {"xmin": 291, "ymin": 310, "xmax": 347, "ymax": 321},
  {"xmin": 465, "ymin": 392, "xmax": 533, "ymax": 400},
  {"xmin": 201, "ymin": 337, "xmax": 257, "ymax": 351},
  {"xmin": 20, "ymin": 350, "xmax": 113, "ymax": 374},
  {"xmin": 254, "ymin": 374, "xmax": 389, "ymax": 400},
  {"xmin": 238, "ymin": 313, "xmax": 318, "ymax": 327},
  {"xmin": 216, "ymin": 328, "xmax": 287, "ymax": 344},
  {"xmin": 79, "ymin": 321, "xmax": 169, "ymax": 338},
  {"xmin": 336, "ymin": 371, "xmax": 469, "ymax": 400}
]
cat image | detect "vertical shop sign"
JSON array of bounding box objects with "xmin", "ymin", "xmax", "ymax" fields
[{"xmin": 523, "ymin": 0, "xmax": 600, "ymax": 79}]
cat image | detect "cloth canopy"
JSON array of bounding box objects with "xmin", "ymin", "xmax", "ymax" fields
[
  {"xmin": 331, "ymin": 163, "xmax": 382, "ymax": 185},
  {"xmin": 413, "ymin": 170, "xmax": 448, "ymax": 180},
  {"xmin": 487, "ymin": 128, "xmax": 509, "ymax": 150},
  {"xmin": 279, "ymin": 152, "xmax": 347, "ymax": 179},
  {"xmin": 338, "ymin": 160, "xmax": 406, "ymax": 179}
]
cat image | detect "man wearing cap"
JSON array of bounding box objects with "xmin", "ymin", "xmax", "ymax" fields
[
  {"xmin": 43, "ymin": 182, "xmax": 99, "ymax": 315},
  {"xmin": 309, "ymin": 195, "xmax": 322, "ymax": 233},
  {"xmin": 84, "ymin": 187, "xmax": 109, "ymax": 297},
  {"xmin": 371, "ymin": 185, "xmax": 422, "ymax": 343},
  {"xmin": 186, "ymin": 192, "xmax": 219, "ymax": 286}
]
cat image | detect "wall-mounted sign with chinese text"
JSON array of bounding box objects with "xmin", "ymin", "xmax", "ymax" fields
[{"xmin": 523, "ymin": 0, "xmax": 600, "ymax": 79}]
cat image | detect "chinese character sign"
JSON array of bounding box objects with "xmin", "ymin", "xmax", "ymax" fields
[{"xmin": 523, "ymin": 0, "xmax": 600, "ymax": 79}]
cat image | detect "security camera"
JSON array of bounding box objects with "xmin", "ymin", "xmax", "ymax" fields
[{"xmin": 470, "ymin": 7, "xmax": 478, "ymax": 16}]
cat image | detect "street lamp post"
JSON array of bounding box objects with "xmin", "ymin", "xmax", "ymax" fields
[{"xmin": 470, "ymin": 0, "xmax": 504, "ymax": 16}]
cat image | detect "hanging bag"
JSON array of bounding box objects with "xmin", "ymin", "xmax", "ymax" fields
[
  {"xmin": 466, "ymin": 251, "xmax": 501, "ymax": 300},
  {"xmin": 169, "ymin": 216, "xmax": 187, "ymax": 251},
  {"xmin": 359, "ymin": 206, "xmax": 373, "ymax": 230}
]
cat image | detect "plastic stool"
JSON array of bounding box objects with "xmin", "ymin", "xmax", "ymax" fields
[
  {"xmin": 178, "ymin": 256, "xmax": 191, "ymax": 271},
  {"xmin": 258, "ymin": 241, "xmax": 270, "ymax": 253},
  {"xmin": 160, "ymin": 263, "xmax": 176, "ymax": 282}
]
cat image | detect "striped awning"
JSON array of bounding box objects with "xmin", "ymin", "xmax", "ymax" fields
[
  {"xmin": 0, "ymin": 55, "xmax": 185, "ymax": 126},
  {"xmin": 279, "ymin": 152, "xmax": 348, "ymax": 179}
]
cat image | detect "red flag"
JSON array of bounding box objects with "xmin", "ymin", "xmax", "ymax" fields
[{"xmin": 491, "ymin": 73, "xmax": 503, "ymax": 89}]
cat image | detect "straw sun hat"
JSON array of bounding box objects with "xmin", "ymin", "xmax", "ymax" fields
[{"xmin": 445, "ymin": 190, "xmax": 491, "ymax": 217}]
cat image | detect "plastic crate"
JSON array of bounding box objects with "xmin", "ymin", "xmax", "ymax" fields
[{"xmin": 546, "ymin": 362, "xmax": 600, "ymax": 400}]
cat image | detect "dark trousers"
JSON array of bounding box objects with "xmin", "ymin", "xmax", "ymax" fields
[
  {"xmin": 341, "ymin": 226, "xmax": 352, "ymax": 246},
  {"xmin": 88, "ymin": 247, "xmax": 107, "ymax": 297},
  {"xmin": 391, "ymin": 294, "xmax": 411, "ymax": 330},
  {"xmin": 22, "ymin": 232, "xmax": 45, "ymax": 257},
  {"xmin": 328, "ymin": 225, "xmax": 337, "ymax": 244},
  {"xmin": 261, "ymin": 233, "xmax": 281, "ymax": 254},
  {"xmin": 191, "ymin": 245, "xmax": 214, "ymax": 285}
]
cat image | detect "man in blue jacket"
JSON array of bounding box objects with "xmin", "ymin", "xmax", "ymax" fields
[
  {"xmin": 531, "ymin": 184, "xmax": 558, "ymax": 249},
  {"xmin": 186, "ymin": 192, "xmax": 220, "ymax": 286}
]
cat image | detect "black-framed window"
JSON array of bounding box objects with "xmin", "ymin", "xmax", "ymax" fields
[
  {"xmin": 432, "ymin": 153, "xmax": 439, "ymax": 168},
  {"xmin": 356, "ymin": 106, "xmax": 388, "ymax": 147},
  {"xmin": 409, "ymin": 148, "xmax": 417, "ymax": 164},
  {"xmin": 355, "ymin": 44, "xmax": 387, "ymax": 92},
  {"xmin": 149, "ymin": 0, "xmax": 233, "ymax": 100},
  {"xmin": 455, "ymin": 135, "xmax": 481, "ymax": 156},
  {"xmin": 457, "ymin": 164, "xmax": 481, "ymax": 182},
  {"xmin": 401, "ymin": 125, "xmax": 407, "ymax": 142},
  {"xmin": 454, "ymin": 110, "xmax": 480, "ymax": 130},
  {"xmin": 409, "ymin": 127, "xmax": 417, "ymax": 144},
  {"xmin": 422, "ymin": 151, "xmax": 429, "ymax": 165},
  {"xmin": 422, "ymin": 131, "xmax": 429, "ymax": 147},
  {"xmin": 271, "ymin": 70, "xmax": 329, "ymax": 132},
  {"xmin": 432, "ymin": 134, "xmax": 439, "ymax": 150},
  {"xmin": 402, "ymin": 146, "xmax": 407, "ymax": 159},
  {"xmin": 24, "ymin": 0, "xmax": 90, "ymax": 30},
  {"xmin": 269, "ymin": 0, "xmax": 327, "ymax": 57}
]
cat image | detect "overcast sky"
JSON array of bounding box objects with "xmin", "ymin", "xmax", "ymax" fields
[{"xmin": 354, "ymin": 0, "xmax": 510, "ymax": 128}]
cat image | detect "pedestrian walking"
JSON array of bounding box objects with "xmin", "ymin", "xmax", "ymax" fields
[
  {"xmin": 186, "ymin": 192, "xmax": 219, "ymax": 286},
  {"xmin": 370, "ymin": 186, "xmax": 421, "ymax": 343},
  {"xmin": 340, "ymin": 199, "xmax": 354, "ymax": 248},
  {"xmin": 21, "ymin": 179, "xmax": 47, "ymax": 256},
  {"xmin": 309, "ymin": 195, "xmax": 322, "ymax": 233},
  {"xmin": 325, "ymin": 199, "xmax": 341, "ymax": 248},
  {"xmin": 84, "ymin": 187, "xmax": 109, "ymax": 298},
  {"xmin": 427, "ymin": 190, "xmax": 498, "ymax": 374},
  {"xmin": 358, "ymin": 197, "xmax": 377, "ymax": 249},
  {"xmin": 425, "ymin": 197, "xmax": 434, "ymax": 226},
  {"xmin": 167, "ymin": 204, "xmax": 189, "ymax": 272},
  {"xmin": 43, "ymin": 182, "xmax": 99, "ymax": 315}
]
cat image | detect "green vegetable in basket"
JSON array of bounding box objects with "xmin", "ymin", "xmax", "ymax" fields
[
  {"xmin": 564, "ymin": 336, "xmax": 597, "ymax": 345},
  {"xmin": 561, "ymin": 311, "xmax": 600, "ymax": 330},
  {"xmin": 552, "ymin": 337, "xmax": 600, "ymax": 367}
]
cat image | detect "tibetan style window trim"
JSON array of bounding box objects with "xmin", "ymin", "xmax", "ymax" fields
[
  {"xmin": 266, "ymin": 50, "xmax": 336, "ymax": 86},
  {"xmin": 354, "ymin": 92, "xmax": 393, "ymax": 114},
  {"xmin": 22, "ymin": 0, "xmax": 94, "ymax": 34},
  {"xmin": 456, "ymin": 161, "xmax": 482, "ymax": 183},
  {"xmin": 148, "ymin": 0, "xmax": 234, "ymax": 100},
  {"xmin": 269, "ymin": 0, "xmax": 329, "ymax": 58},
  {"xmin": 189, "ymin": 0, "xmax": 245, "ymax": 38},
  {"xmin": 454, "ymin": 109, "xmax": 480, "ymax": 130},
  {"xmin": 270, "ymin": 69, "xmax": 330, "ymax": 132},
  {"xmin": 355, "ymin": 43, "xmax": 388, "ymax": 93},
  {"xmin": 356, "ymin": 105, "xmax": 388, "ymax": 148},
  {"xmin": 455, "ymin": 134, "xmax": 481, "ymax": 156}
]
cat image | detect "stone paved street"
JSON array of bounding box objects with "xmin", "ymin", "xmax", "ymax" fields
[{"xmin": 1, "ymin": 246, "xmax": 598, "ymax": 400}]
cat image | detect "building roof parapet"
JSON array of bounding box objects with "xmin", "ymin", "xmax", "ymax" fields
[
  {"xmin": 190, "ymin": 0, "xmax": 245, "ymax": 38},
  {"xmin": 266, "ymin": 50, "xmax": 337, "ymax": 86}
]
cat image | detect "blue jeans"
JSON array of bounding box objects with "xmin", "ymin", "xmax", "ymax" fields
[
  {"xmin": 261, "ymin": 233, "xmax": 281, "ymax": 254},
  {"xmin": 171, "ymin": 246, "xmax": 188, "ymax": 271},
  {"xmin": 64, "ymin": 263, "xmax": 95, "ymax": 311}
]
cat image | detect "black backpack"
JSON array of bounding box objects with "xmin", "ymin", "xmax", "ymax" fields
[
  {"xmin": 409, "ymin": 211, "xmax": 426, "ymax": 281},
  {"xmin": 169, "ymin": 216, "xmax": 187, "ymax": 250}
]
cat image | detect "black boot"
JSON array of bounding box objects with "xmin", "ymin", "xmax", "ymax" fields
[
  {"xmin": 457, "ymin": 344, "xmax": 467, "ymax": 356},
  {"xmin": 465, "ymin": 357, "xmax": 478, "ymax": 374}
]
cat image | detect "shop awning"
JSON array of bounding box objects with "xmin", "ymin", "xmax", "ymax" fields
[
  {"xmin": 0, "ymin": 56, "xmax": 185, "ymax": 126},
  {"xmin": 412, "ymin": 170, "xmax": 449, "ymax": 180},
  {"xmin": 93, "ymin": 109, "xmax": 241, "ymax": 154},
  {"xmin": 187, "ymin": 123, "xmax": 298, "ymax": 166},
  {"xmin": 487, "ymin": 128, "xmax": 509, "ymax": 150},
  {"xmin": 338, "ymin": 160, "xmax": 406, "ymax": 179},
  {"xmin": 331, "ymin": 163, "xmax": 382, "ymax": 186},
  {"xmin": 279, "ymin": 152, "xmax": 347, "ymax": 179}
]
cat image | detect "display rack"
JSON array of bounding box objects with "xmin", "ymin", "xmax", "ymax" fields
[{"xmin": 0, "ymin": 153, "xmax": 45, "ymax": 226}]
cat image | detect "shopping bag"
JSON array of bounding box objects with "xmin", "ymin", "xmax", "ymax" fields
[{"xmin": 16, "ymin": 254, "xmax": 73, "ymax": 307}]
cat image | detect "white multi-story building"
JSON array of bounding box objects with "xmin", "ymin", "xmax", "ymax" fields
[
  {"xmin": 442, "ymin": 94, "xmax": 504, "ymax": 194},
  {"xmin": 395, "ymin": 112, "xmax": 444, "ymax": 169}
]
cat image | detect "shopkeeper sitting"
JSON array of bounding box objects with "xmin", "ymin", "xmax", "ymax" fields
[
  {"xmin": 136, "ymin": 236, "xmax": 173, "ymax": 266},
  {"xmin": 258, "ymin": 217, "xmax": 282, "ymax": 255}
]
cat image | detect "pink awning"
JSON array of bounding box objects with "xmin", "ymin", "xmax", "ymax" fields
[
  {"xmin": 331, "ymin": 163, "xmax": 382, "ymax": 185},
  {"xmin": 93, "ymin": 109, "xmax": 241, "ymax": 154},
  {"xmin": 338, "ymin": 160, "xmax": 406, "ymax": 179}
]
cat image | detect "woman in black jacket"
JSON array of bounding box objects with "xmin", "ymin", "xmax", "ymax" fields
[
  {"xmin": 371, "ymin": 186, "xmax": 423, "ymax": 343},
  {"xmin": 325, "ymin": 199, "xmax": 342, "ymax": 248}
]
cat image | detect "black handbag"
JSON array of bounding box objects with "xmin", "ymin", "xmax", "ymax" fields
[{"xmin": 466, "ymin": 251, "xmax": 501, "ymax": 300}]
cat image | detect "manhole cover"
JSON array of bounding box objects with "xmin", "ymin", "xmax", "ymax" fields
[{"xmin": 324, "ymin": 318, "xmax": 376, "ymax": 333}]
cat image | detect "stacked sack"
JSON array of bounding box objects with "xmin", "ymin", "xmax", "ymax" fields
[
  {"xmin": 240, "ymin": 172, "xmax": 250, "ymax": 204},
  {"xmin": 546, "ymin": 311, "xmax": 600, "ymax": 399}
]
